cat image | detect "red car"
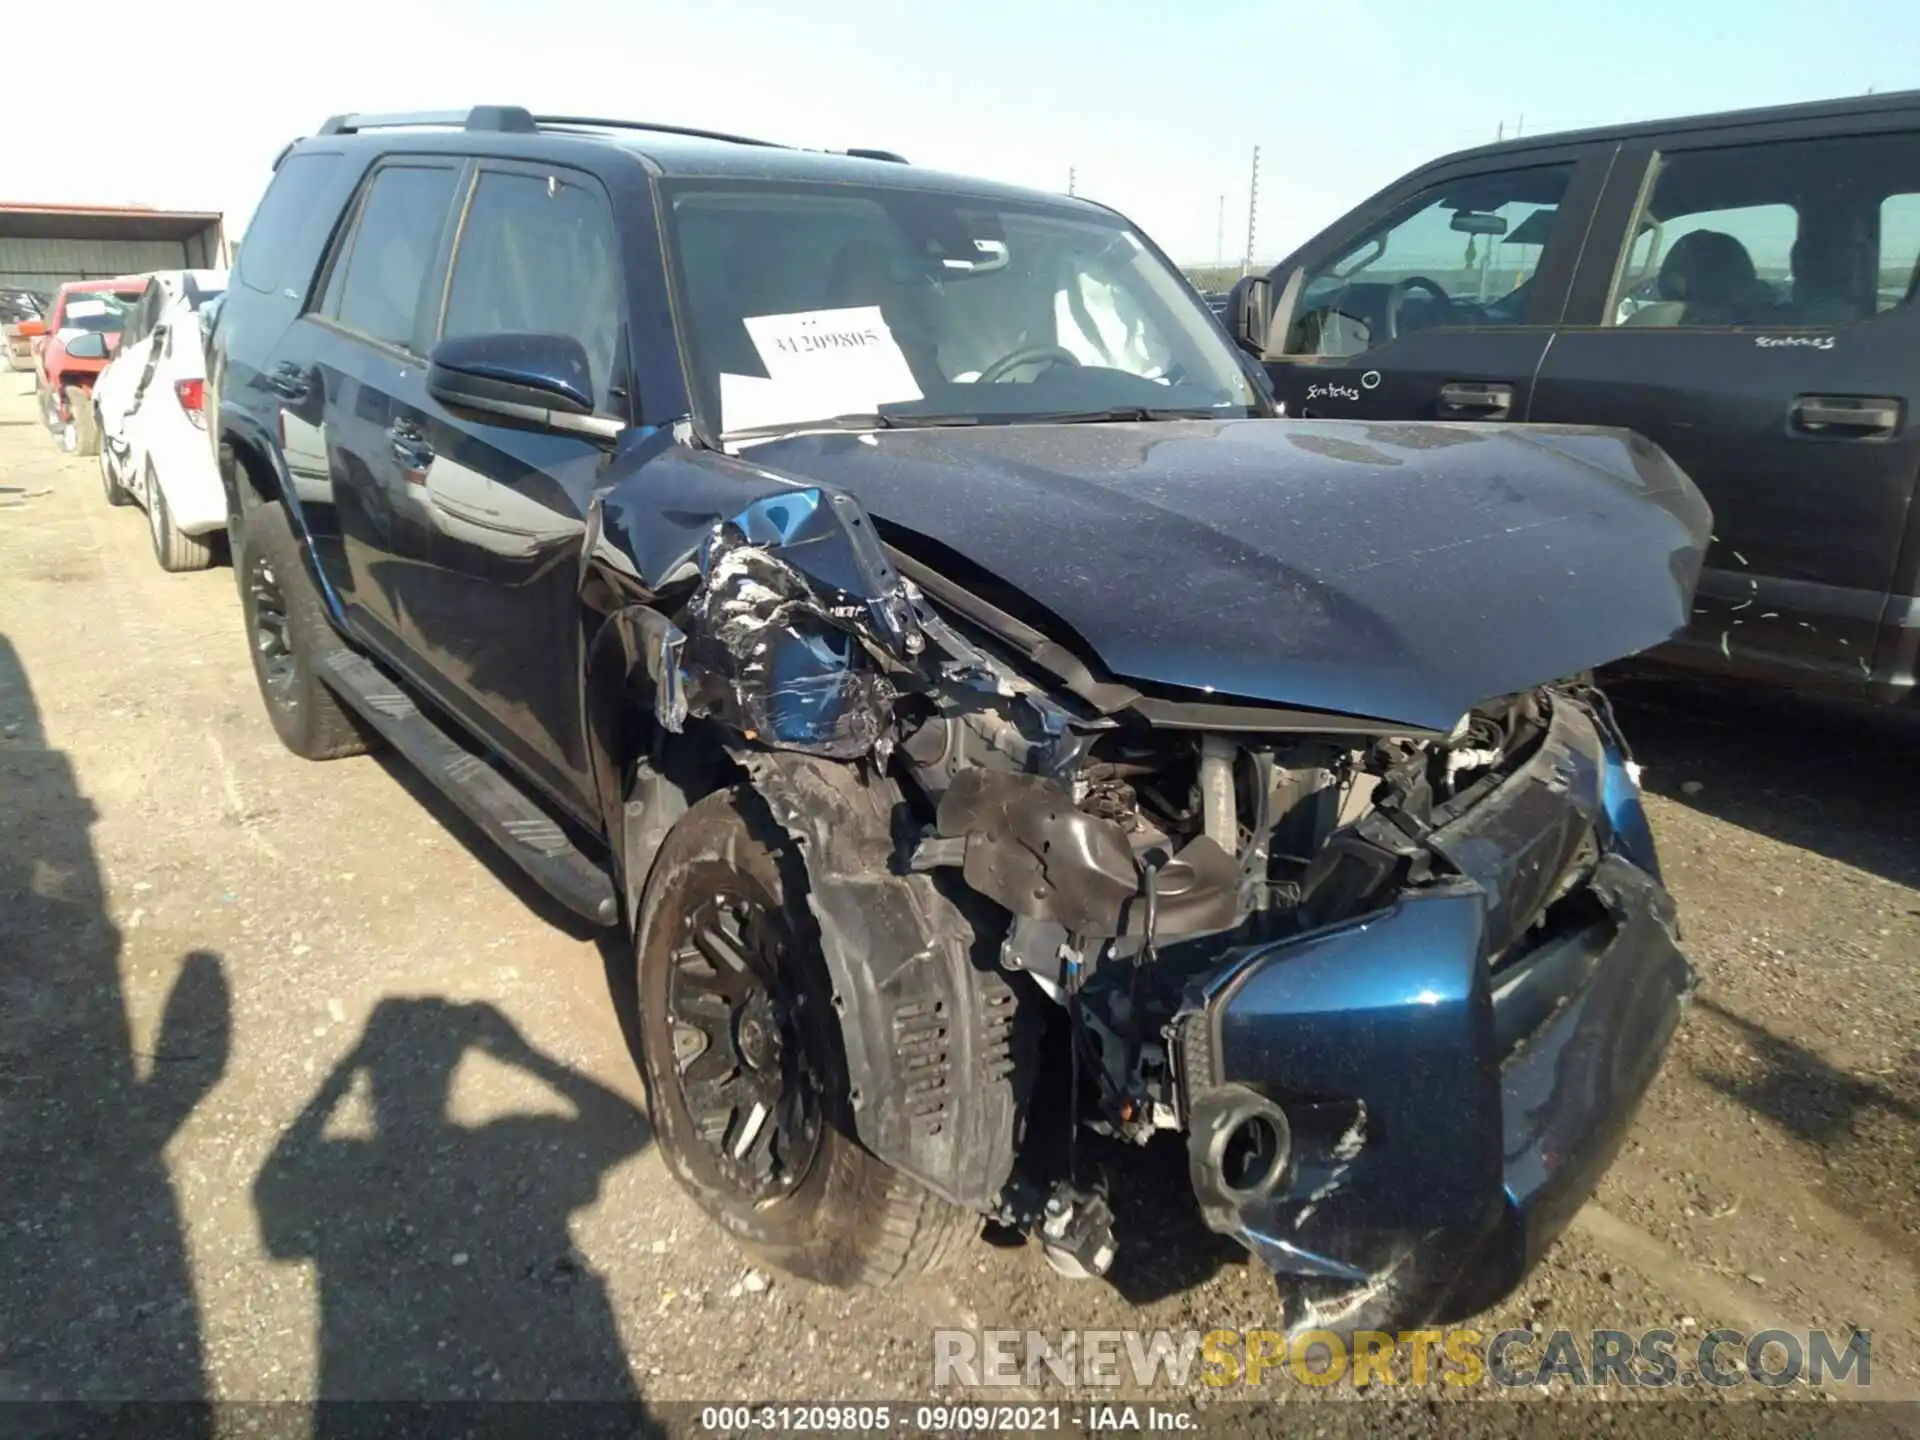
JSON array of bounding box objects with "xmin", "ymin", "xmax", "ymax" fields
[{"xmin": 20, "ymin": 277, "xmax": 144, "ymax": 454}]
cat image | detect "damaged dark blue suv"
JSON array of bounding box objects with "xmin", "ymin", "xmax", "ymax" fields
[{"xmin": 209, "ymin": 106, "xmax": 1710, "ymax": 1333}]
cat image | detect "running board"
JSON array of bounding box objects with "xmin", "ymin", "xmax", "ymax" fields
[{"xmin": 315, "ymin": 649, "xmax": 620, "ymax": 926}]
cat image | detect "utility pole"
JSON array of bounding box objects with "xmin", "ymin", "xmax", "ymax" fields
[
  {"xmin": 1516, "ymin": 113, "xmax": 1525, "ymax": 137},
  {"xmin": 1243, "ymin": 146, "xmax": 1260, "ymax": 276},
  {"xmin": 1216, "ymin": 194, "xmax": 1225, "ymax": 266},
  {"xmin": 1067, "ymin": 166, "xmax": 1076, "ymax": 196}
]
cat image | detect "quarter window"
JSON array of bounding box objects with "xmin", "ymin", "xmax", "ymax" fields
[
  {"xmin": 1609, "ymin": 132, "xmax": 1920, "ymax": 328},
  {"xmin": 442, "ymin": 169, "xmax": 623, "ymax": 410},
  {"xmin": 1282, "ymin": 163, "xmax": 1574, "ymax": 357},
  {"xmin": 329, "ymin": 165, "xmax": 460, "ymax": 351},
  {"xmin": 237, "ymin": 152, "xmax": 346, "ymax": 297}
]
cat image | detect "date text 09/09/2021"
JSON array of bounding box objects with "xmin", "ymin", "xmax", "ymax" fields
[{"xmin": 698, "ymin": 1405, "xmax": 1191, "ymax": 1433}]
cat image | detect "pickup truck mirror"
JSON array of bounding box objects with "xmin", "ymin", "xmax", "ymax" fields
[
  {"xmin": 427, "ymin": 332, "xmax": 621, "ymax": 441},
  {"xmin": 64, "ymin": 332, "xmax": 110, "ymax": 360},
  {"xmin": 1224, "ymin": 274, "xmax": 1272, "ymax": 358}
]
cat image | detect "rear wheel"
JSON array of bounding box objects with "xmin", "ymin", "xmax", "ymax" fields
[
  {"xmin": 147, "ymin": 463, "xmax": 216, "ymax": 573},
  {"xmin": 236, "ymin": 501, "xmax": 372, "ymax": 760},
  {"xmin": 64, "ymin": 387, "xmax": 97, "ymax": 456},
  {"xmin": 633, "ymin": 787, "xmax": 971, "ymax": 1288}
]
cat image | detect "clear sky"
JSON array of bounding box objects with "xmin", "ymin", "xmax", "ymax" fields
[{"xmin": 9, "ymin": 0, "xmax": 1915, "ymax": 264}]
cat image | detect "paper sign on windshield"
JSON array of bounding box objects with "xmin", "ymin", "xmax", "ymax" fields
[
  {"xmin": 723, "ymin": 306, "xmax": 922, "ymax": 432},
  {"xmin": 65, "ymin": 299, "xmax": 111, "ymax": 320}
]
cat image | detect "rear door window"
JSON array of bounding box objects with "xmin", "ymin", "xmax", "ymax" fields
[
  {"xmin": 1878, "ymin": 192, "xmax": 1920, "ymax": 312},
  {"xmin": 326, "ymin": 164, "xmax": 461, "ymax": 352},
  {"xmin": 440, "ymin": 167, "xmax": 623, "ymax": 409},
  {"xmin": 1606, "ymin": 131, "xmax": 1920, "ymax": 328}
]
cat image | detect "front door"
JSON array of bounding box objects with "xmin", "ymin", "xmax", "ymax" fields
[
  {"xmin": 94, "ymin": 280, "xmax": 160, "ymax": 460},
  {"xmin": 403, "ymin": 161, "xmax": 630, "ymax": 818},
  {"xmin": 1263, "ymin": 150, "xmax": 1606, "ymax": 426},
  {"xmin": 1531, "ymin": 127, "xmax": 1920, "ymax": 695}
]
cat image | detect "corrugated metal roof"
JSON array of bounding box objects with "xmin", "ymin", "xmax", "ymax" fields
[{"xmin": 0, "ymin": 204, "xmax": 224, "ymax": 242}]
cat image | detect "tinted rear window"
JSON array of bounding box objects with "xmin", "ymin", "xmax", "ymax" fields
[{"xmin": 237, "ymin": 152, "xmax": 346, "ymax": 297}]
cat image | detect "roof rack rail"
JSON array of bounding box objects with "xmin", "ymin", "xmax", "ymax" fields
[
  {"xmin": 840, "ymin": 148, "xmax": 909, "ymax": 164},
  {"xmin": 315, "ymin": 106, "xmax": 537, "ymax": 136},
  {"xmin": 531, "ymin": 115, "xmax": 787, "ymax": 149}
]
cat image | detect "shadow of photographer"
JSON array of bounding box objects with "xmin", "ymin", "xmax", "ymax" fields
[{"xmin": 254, "ymin": 996, "xmax": 652, "ymax": 1411}]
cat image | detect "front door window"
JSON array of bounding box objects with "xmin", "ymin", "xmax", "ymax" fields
[{"xmin": 1283, "ymin": 164, "xmax": 1574, "ymax": 358}]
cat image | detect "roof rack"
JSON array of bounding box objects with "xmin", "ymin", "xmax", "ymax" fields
[
  {"xmin": 531, "ymin": 115, "xmax": 787, "ymax": 149},
  {"xmin": 316, "ymin": 106, "xmax": 538, "ymax": 136},
  {"xmin": 307, "ymin": 106, "xmax": 907, "ymax": 163}
]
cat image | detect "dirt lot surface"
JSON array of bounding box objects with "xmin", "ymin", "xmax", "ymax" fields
[{"xmin": 2, "ymin": 375, "xmax": 1916, "ymax": 1432}]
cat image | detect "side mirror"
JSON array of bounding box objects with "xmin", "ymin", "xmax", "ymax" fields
[
  {"xmin": 65, "ymin": 332, "xmax": 109, "ymax": 360},
  {"xmin": 16, "ymin": 317, "xmax": 46, "ymax": 339},
  {"xmin": 1224, "ymin": 274, "xmax": 1272, "ymax": 357},
  {"xmin": 427, "ymin": 332, "xmax": 621, "ymax": 440}
]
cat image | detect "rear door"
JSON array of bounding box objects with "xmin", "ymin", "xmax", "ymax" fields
[
  {"xmin": 1262, "ymin": 145, "xmax": 1609, "ymax": 424},
  {"xmin": 1530, "ymin": 121, "xmax": 1920, "ymax": 696},
  {"xmin": 299, "ymin": 158, "xmax": 466, "ymax": 677}
]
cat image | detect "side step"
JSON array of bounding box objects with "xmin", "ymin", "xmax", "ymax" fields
[{"xmin": 316, "ymin": 649, "xmax": 620, "ymax": 927}]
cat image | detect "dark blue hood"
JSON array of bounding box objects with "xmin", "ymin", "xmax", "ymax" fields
[{"xmin": 738, "ymin": 418, "xmax": 1711, "ymax": 731}]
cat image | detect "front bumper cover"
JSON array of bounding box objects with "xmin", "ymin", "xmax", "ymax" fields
[{"xmin": 1175, "ymin": 699, "xmax": 1693, "ymax": 1333}]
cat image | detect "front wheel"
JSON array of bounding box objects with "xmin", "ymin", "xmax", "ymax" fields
[
  {"xmin": 63, "ymin": 386, "xmax": 98, "ymax": 456},
  {"xmin": 99, "ymin": 427, "xmax": 132, "ymax": 506},
  {"xmin": 632, "ymin": 787, "xmax": 971, "ymax": 1288}
]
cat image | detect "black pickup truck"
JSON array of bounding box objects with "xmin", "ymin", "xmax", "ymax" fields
[{"xmin": 210, "ymin": 106, "xmax": 1708, "ymax": 1334}]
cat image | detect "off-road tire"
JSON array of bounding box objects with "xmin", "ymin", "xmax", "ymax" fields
[
  {"xmin": 633, "ymin": 786, "xmax": 973, "ymax": 1288},
  {"xmin": 99, "ymin": 427, "xmax": 133, "ymax": 506},
  {"xmin": 64, "ymin": 387, "xmax": 98, "ymax": 456},
  {"xmin": 147, "ymin": 464, "xmax": 217, "ymax": 573},
  {"xmin": 236, "ymin": 501, "xmax": 372, "ymax": 760}
]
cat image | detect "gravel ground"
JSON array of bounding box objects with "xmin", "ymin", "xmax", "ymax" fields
[{"xmin": 1, "ymin": 376, "xmax": 1915, "ymax": 1433}]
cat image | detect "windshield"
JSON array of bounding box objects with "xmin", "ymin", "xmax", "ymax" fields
[
  {"xmin": 662, "ymin": 179, "xmax": 1260, "ymax": 438},
  {"xmin": 58, "ymin": 292, "xmax": 136, "ymax": 333}
]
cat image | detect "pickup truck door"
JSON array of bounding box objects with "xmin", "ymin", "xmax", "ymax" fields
[
  {"xmin": 1529, "ymin": 124, "xmax": 1920, "ymax": 698},
  {"xmin": 1262, "ymin": 146, "xmax": 1609, "ymax": 427}
]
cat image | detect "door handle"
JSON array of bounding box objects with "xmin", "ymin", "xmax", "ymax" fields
[
  {"xmin": 1438, "ymin": 381, "xmax": 1513, "ymax": 419},
  {"xmin": 267, "ymin": 362, "xmax": 308, "ymax": 402},
  {"xmin": 388, "ymin": 421, "xmax": 435, "ymax": 477},
  {"xmin": 1788, "ymin": 394, "xmax": 1901, "ymax": 440}
]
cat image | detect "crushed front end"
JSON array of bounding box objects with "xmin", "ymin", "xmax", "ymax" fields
[
  {"xmin": 1166, "ymin": 692, "xmax": 1692, "ymax": 1333},
  {"xmin": 894, "ymin": 659, "xmax": 1692, "ymax": 1332},
  {"xmin": 591, "ymin": 438, "xmax": 1700, "ymax": 1333}
]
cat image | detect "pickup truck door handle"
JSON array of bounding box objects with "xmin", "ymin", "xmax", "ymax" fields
[
  {"xmin": 1438, "ymin": 381, "xmax": 1513, "ymax": 420},
  {"xmin": 388, "ymin": 420, "xmax": 435, "ymax": 477},
  {"xmin": 1788, "ymin": 394, "xmax": 1902, "ymax": 440},
  {"xmin": 266, "ymin": 362, "xmax": 309, "ymax": 402}
]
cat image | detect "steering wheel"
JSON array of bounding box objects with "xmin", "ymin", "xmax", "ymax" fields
[
  {"xmin": 1384, "ymin": 276, "xmax": 1451, "ymax": 340},
  {"xmin": 977, "ymin": 344, "xmax": 1081, "ymax": 385}
]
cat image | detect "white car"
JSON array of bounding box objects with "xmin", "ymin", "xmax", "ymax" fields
[{"xmin": 94, "ymin": 270, "xmax": 228, "ymax": 571}]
